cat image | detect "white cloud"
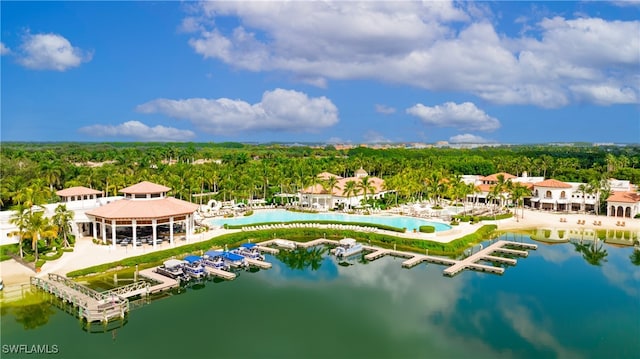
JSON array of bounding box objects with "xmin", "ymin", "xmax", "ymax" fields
[
  {"xmin": 326, "ymin": 136, "xmax": 350, "ymax": 144},
  {"xmin": 17, "ymin": 33, "xmax": 92, "ymax": 71},
  {"xmin": 136, "ymin": 88, "xmax": 339, "ymax": 135},
  {"xmin": 406, "ymin": 102, "xmax": 500, "ymax": 132},
  {"xmin": 78, "ymin": 121, "xmax": 195, "ymax": 141},
  {"xmin": 184, "ymin": 1, "xmax": 639, "ymax": 107},
  {"xmin": 449, "ymin": 134, "xmax": 493, "ymax": 144},
  {"xmin": 363, "ymin": 130, "xmax": 391, "ymax": 143},
  {"xmin": 375, "ymin": 104, "xmax": 396, "ymax": 115},
  {"xmin": 0, "ymin": 42, "xmax": 10, "ymax": 55}
]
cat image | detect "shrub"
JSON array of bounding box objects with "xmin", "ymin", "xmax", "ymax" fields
[
  {"xmin": 419, "ymin": 225, "xmax": 435, "ymax": 233},
  {"xmin": 35, "ymin": 259, "xmax": 45, "ymax": 268},
  {"xmin": 24, "ymin": 254, "xmax": 35, "ymax": 263},
  {"xmin": 62, "ymin": 248, "xmax": 74, "ymax": 252},
  {"xmin": 450, "ymin": 221, "xmax": 459, "ymax": 226},
  {"xmin": 244, "ymin": 210, "xmax": 254, "ymax": 217}
]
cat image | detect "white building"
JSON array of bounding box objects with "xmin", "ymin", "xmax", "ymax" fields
[
  {"xmin": 299, "ymin": 168, "xmax": 388, "ymax": 210},
  {"xmin": 531, "ymin": 179, "xmax": 574, "ymax": 211}
]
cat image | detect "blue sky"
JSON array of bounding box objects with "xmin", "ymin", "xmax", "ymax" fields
[{"xmin": 1, "ymin": 1, "xmax": 639, "ymax": 144}]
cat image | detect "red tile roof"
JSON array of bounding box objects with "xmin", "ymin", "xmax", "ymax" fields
[
  {"xmin": 301, "ymin": 176, "xmax": 385, "ymax": 196},
  {"xmin": 534, "ymin": 179, "xmax": 572, "ymax": 188},
  {"xmin": 317, "ymin": 172, "xmax": 342, "ymax": 180},
  {"xmin": 480, "ymin": 172, "xmax": 516, "ymax": 182},
  {"xmin": 86, "ymin": 197, "xmax": 198, "ymax": 220},
  {"xmin": 607, "ymin": 191, "xmax": 640, "ymax": 203},
  {"xmin": 120, "ymin": 181, "xmax": 171, "ymax": 195},
  {"xmin": 56, "ymin": 186, "xmax": 102, "ymax": 197}
]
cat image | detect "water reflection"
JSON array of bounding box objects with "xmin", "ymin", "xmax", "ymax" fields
[
  {"xmin": 630, "ymin": 249, "xmax": 640, "ymax": 266},
  {"xmin": 9, "ymin": 292, "xmax": 56, "ymax": 330},
  {"xmin": 276, "ymin": 247, "xmax": 328, "ymax": 271}
]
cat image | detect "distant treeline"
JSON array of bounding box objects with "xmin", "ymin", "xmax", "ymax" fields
[{"xmin": 1, "ymin": 142, "xmax": 638, "ymax": 210}]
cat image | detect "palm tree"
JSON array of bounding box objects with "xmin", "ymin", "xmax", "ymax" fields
[
  {"xmin": 25, "ymin": 212, "xmax": 58, "ymax": 262},
  {"xmin": 357, "ymin": 176, "xmax": 375, "ymax": 206},
  {"xmin": 509, "ymin": 183, "xmax": 531, "ymax": 221},
  {"xmin": 9, "ymin": 204, "xmax": 30, "ymax": 258},
  {"xmin": 342, "ymin": 180, "xmax": 360, "ymax": 209},
  {"xmin": 323, "ymin": 175, "xmax": 340, "ymax": 209},
  {"xmin": 53, "ymin": 204, "xmax": 74, "ymax": 248}
]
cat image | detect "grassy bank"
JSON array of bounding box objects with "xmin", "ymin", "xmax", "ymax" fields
[{"xmin": 67, "ymin": 225, "xmax": 498, "ymax": 278}]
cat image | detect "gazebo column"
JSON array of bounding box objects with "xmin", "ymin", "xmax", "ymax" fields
[
  {"xmin": 102, "ymin": 218, "xmax": 107, "ymax": 244},
  {"xmin": 185, "ymin": 215, "xmax": 190, "ymax": 243},
  {"xmin": 152, "ymin": 219, "xmax": 157, "ymax": 249},
  {"xmin": 169, "ymin": 217, "xmax": 174, "ymax": 246},
  {"xmin": 92, "ymin": 221, "xmax": 98, "ymax": 239},
  {"xmin": 111, "ymin": 220, "xmax": 117, "ymax": 249},
  {"xmin": 132, "ymin": 219, "xmax": 137, "ymax": 249}
]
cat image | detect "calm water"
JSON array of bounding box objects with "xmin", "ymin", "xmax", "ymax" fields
[
  {"xmin": 207, "ymin": 209, "xmax": 451, "ymax": 232},
  {"xmin": 2, "ymin": 232, "xmax": 639, "ymax": 359}
]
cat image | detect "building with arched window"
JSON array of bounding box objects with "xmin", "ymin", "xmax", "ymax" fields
[
  {"xmin": 530, "ymin": 179, "xmax": 574, "ymax": 211},
  {"xmin": 607, "ymin": 191, "xmax": 640, "ymax": 218}
]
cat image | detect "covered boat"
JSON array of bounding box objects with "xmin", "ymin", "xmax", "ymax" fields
[
  {"xmin": 274, "ymin": 239, "xmax": 296, "ymax": 250},
  {"xmin": 232, "ymin": 243, "xmax": 265, "ymax": 261},
  {"xmin": 202, "ymin": 250, "xmax": 229, "ymax": 270},
  {"xmin": 155, "ymin": 259, "xmax": 188, "ymax": 280},
  {"xmin": 334, "ymin": 238, "xmax": 363, "ymax": 258},
  {"xmin": 182, "ymin": 255, "xmax": 206, "ymax": 279},
  {"xmin": 221, "ymin": 251, "xmax": 248, "ymax": 269}
]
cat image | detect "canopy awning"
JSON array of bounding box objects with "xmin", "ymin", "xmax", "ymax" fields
[
  {"xmin": 339, "ymin": 238, "xmax": 357, "ymax": 246},
  {"xmin": 222, "ymin": 252, "xmax": 245, "ymax": 261},
  {"xmin": 204, "ymin": 250, "xmax": 223, "ymax": 258},
  {"xmin": 183, "ymin": 255, "xmax": 202, "ymax": 263},
  {"xmin": 164, "ymin": 259, "xmax": 185, "ymax": 268},
  {"xmin": 240, "ymin": 243, "xmax": 257, "ymax": 249}
]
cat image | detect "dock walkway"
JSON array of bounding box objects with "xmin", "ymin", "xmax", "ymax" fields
[
  {"xmin": 359, "ymin": 240, "xmax": 537, "ymax": 277},
  {"xmin": 138, "ymin": 269, "xmax": 180, "ymax": 294},
  {"xmin": 31, "ymin": 273, "xmax": 128, "ymax": 323}
]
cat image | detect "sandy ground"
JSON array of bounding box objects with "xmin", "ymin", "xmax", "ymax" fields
[{"xmin": 1, "ymin": 209, "xmax": 638, "ymax": 288}]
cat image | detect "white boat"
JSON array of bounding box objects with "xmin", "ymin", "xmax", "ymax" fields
[
  {"xmin": 334, "ymin": 238, "xmax": 363, "ymax": 258},
  {"xmin": 274, "ymin": 239, "xmax": 296, "ymax": 250},
  {"xmin": 155, "ymin": 259, "xmax": 188, "ymax": 280},
  {"xmin": 183, "ymin": 256, "xmax": 207, "ymax": 279},
  {"xmin": 202, "ymin": 251, "xmax": 231, "ymax": 271},
  {"xmin": 232, "ymin": 243, "xmax": 265, "ymax": 261}
]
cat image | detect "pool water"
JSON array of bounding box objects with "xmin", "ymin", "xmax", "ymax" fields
[{"xmin": 207, "ymin": 209, "xmax": 451, "ymax": 232}]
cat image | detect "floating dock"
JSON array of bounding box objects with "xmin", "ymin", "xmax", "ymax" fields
[
  {"xmin": 204, "ymin": 266, "xmax": 237, "ymax": 280},
  {"xmin": 358, "ymin": 240, "xmax": 537, "ymax": 277},
  {"xmin": 137, "ymin": 269, "xmax": 179, "ymax": 294},
  {"xmin": 442, "ymin": 240, "xmax": 537, "ymax": 277},
  {"xmin": 295, "ymin": 238, "xmax": 339, "ymax": 248},
  {"xmin": 245, "ymin": 258, "xmax": 272, "ymax": 269}
]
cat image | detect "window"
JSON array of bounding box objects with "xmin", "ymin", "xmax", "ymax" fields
[{"xmin": 545, "ymin": 190, "xmax": 552, "ymax": 198}]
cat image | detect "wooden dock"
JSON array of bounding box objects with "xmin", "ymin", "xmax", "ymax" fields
[
  {"xmin": 138, "ymin": 269, "xmax": 180, "ymax": 294},
  {"xmin": 257, "ymin": 245, "xmax": 279, "ymax": 255},
  {"xmin": 442, "ymin": 240, "xmax": 537, "ymax": 277},
  {"xmin": 245, "ymin": 258, "xmax": 272, "ymax": 269},
  {"xmin": 295, "ymin": 238, "xmax": 339, "ymax": 248},
  {"xmin": 204, "ymin": 266, "xmax": 237, "ymax": 280},
  {"xmin": 31, "ymin": 273, "xmax": 128, "ymax": 323},
  {"xmin": 359, "ymin": 240, "xmax": 537, "ymax": 277},
  {"xmin": 401, "ymin": 254, "xmax": 458, "ymax": 268}
]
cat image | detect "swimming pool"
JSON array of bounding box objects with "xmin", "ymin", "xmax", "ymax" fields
[{"xmin": 207, "ymin": 209, "xmax": 451, "ymax": 232}]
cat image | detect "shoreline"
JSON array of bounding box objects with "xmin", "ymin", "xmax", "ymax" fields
[{"xmin": 1, "ymin": 209, "xmax": 638, "ymax": 290}]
